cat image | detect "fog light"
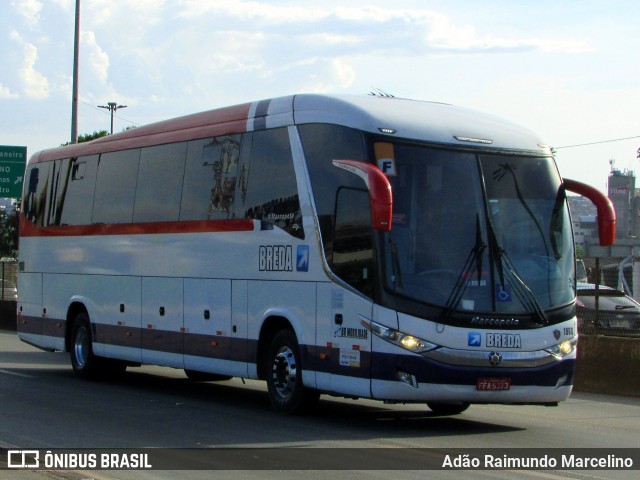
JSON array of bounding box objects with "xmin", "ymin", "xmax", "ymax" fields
[
  {"xmin": 559, "ymin": 340, "xmax": 572, "ymax": 355},
  {"xmin": 555, "ymin": 374, "xmax": 569, "ymax": 389},
  {"xmin": 397, "ymin": 370, "xmax": 418, "ymax": 388}
]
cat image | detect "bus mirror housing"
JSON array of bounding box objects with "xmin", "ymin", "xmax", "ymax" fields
[
  {"xmin": 563, "ymin": 178, "xmax": 616, "ymax": 246},
  {"xmin": 332, "ymin": 159, "xmax": 393, "ymax": 231}
]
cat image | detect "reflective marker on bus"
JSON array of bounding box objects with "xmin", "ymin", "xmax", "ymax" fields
[{"xmin": 17, "ymin": 94, "xmax": 615, "ymax": 415}]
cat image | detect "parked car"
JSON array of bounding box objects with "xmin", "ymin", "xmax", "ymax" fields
[{"xmin": 576, "ymin": 283, "xmax": 640, "ymax": 332}]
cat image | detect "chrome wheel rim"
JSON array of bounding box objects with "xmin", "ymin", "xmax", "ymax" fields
[
  {"xmin": 74, "ymin": 326, "xmax": 89, "ymax": 368},
  {"xmin": 271, "ymin": 346, "xmax": 297, "ymax": 399}
]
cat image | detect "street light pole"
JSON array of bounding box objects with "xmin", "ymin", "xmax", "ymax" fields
[
  {"xmin": 98, "ymin": 102, "xmax": 127, "ymax": 134},
  {"xmin": 70, "ymin": 0, "xmax": 80, "ymax": 144}
]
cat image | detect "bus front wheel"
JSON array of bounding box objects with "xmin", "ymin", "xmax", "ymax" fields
[{"xmin": 266, "ymin": 329, "xmax": 319, "ymax": 414}]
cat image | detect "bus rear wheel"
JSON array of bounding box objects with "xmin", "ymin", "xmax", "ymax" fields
[
  {"xmin": 427, "ymin": 402, "xmax": 470, "ymax": 416},
  {"xmin": 69, "ymin": 312, "xmax": 125, "ymax": 379},
  {"xmin": 266, "ymin": 329, "xmax": 319, "ymax": 414}
]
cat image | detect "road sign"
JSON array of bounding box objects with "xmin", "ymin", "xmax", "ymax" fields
[{"xmin": 0, "ymin": 146, "xmax": 27, "ymax": 199}]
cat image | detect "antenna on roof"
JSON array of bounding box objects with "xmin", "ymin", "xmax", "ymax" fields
[{"xmin": 369, "ymin": 88, "xmax": 395, "ymax": 98}]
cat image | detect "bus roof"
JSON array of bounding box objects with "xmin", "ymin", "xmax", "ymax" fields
[{"xmin": 29, "ymin": 94, "xmax": 549, "ymax": 163}]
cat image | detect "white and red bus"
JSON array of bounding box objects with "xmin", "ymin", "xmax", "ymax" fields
[{"xmin": 17, "ymin": 94, "xmax": 615, "ymax": 414}]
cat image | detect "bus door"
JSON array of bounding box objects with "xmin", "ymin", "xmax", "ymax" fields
[
  {"xmin": 317, "ymin": 285, "xmax": 372, "ymax": 397},
  {"xmin": 316, "ymin": 187, "xmax": 375, "ymax": 396}
]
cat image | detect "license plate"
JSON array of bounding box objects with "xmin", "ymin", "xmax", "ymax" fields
[
  {"xmin": 610, "ymin": 318, "xmax": 630, "ymax": 328},
  {"xmin": 477, "ymin": 377, "xmax": 511, "ymax": 391}
]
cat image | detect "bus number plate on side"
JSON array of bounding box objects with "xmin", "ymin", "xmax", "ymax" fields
[{"xmin": 476, "ymin": 377, "xmax": 511, "ymax": 391}]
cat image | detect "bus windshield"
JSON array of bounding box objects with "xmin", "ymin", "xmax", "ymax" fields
[{"xmin": 381, "ymin": 142, "xmax": 575, "ymax": 318}]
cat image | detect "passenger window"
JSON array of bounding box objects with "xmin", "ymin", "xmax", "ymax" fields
[
  {"xmin": 23, "ymin": 163, "xmax": 52, "ymax": 227},
  {"xmin": 47, "ymin": 158, "xmax": 71, "ymax": 226},
  {"xmin": 134, "ymin": 142, "xmax": 187, "ymax": 223},
  {"xmin": 243, "ymin": 128, "xmax": 304, "ymax": 239},
  {"xmin": 180, "ymin": 135, "xmax": 242, "ymax": 221},
  {"xmin": 92, "ymin": 149, "xmax": 140, "ymax": 224},
  {"xmin": 55, "ymin": 155, "xmax": 98, "ymax": 226}
]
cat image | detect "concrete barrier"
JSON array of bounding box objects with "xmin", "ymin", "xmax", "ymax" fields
[
  {"xmin": 574, "ymin": 334, "xmax": 640, "ymax": 398},
  {"xmin": 0, "ymin": 300, "xmax": 638, "ymax": 397}
]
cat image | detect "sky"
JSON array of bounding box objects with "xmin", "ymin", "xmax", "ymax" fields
[{"xmin": 1, "ymin": 0, "xmax": 640, "ymax": 194}]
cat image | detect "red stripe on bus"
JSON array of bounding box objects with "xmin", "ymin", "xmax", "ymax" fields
[
  {"xmin": 30, "ymin": 102, "xmax": 254, "ymax": 163},
  {"xmin": 20, "ymin": 217, "xmax": 256, "ymax": 237}
]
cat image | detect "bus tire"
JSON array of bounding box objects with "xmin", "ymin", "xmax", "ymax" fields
[
  {"xmin": 69, "ymin": 312, "xmax": 126, "ymax": 379},
  {"xmin": 427, "ymin": 402, "xmax": 470, "ymax": 416},
  {"xmin": 266, "ymin": 329, "xmax": 319, "ymax": 414},
  {"xmin": 69, "ymin": 312, "xmax": 101, "ymax": 379}
]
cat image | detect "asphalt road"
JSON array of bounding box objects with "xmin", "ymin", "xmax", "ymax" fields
[{"xmin": 1, "ymin": 330, "xmax": 639, "ymax": 480}]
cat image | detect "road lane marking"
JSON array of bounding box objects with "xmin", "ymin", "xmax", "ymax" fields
[{"xmin": 0, "ymin": 368, "xmax": 33, "ymax": 378}]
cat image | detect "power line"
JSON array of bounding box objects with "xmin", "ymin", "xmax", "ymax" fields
[{"xmin": 555, "ymin": 135, "xmax": 640, "ymax": 149}]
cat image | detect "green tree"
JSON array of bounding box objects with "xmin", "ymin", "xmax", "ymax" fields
[
  {"xmin": 60, "ymin": 130, "xmax": 109, "ymax": 146},
  {"xmin": 0, "ymin": 202, "xmax": 19, "ymax": 258}
]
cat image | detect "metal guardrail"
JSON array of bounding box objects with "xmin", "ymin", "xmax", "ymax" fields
[
  {"xmin": 577, "ymin": 257, "xmax": 640, "ymax": 338},
  {"xmin": 1, "ymin": 261, "xmax": 17, "ymax": 301},
  {"xmin": 577, "ymin": 315, "xmax": 640, "ymax": 338}
]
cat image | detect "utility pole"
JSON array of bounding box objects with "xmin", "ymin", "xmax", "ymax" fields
[
  {"xmin": 98, "ymin": 102, "xmax": 127, "ymax": 134},
  {"xmin": 70, "ymin": 0, "xmax": 80, "ymax": 144}
]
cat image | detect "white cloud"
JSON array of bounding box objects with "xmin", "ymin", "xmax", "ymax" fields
[
  {"xmin": 424, "ymin": 10, "xmax": 588, "ymax": 54},
  {"xmin": 51, "ymin": 0, "xmax": 73, "ymax": 8},
  {"xmin": 331, "ymin": 58, "xmax": 356, "ymax": 88},
  {"xmin": 21, "ymin": 43, "xmax": 49, "ymax": 98},
  {"xmin": 9, "ymin": 31, "xmax": 49, "ymax": 99},
  {"xmin": 174, "ymin": 1, "xmax": 585, "ymax": 56},
  {"xmin": 0, "ymin": 84, "xmax": 19, "ymax": 99},
  {"xmin": 82, "ymin": 31, "xmax": 110, "ymax": 84},
  {"xmin": 11, "ymin": 0, "xmax": 43, "ymax": 27}
]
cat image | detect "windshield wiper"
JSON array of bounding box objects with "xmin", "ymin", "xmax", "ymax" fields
[
  {"xmin": 441, "ymin": 215, "xmax": 486, "ymax": 320},
  {"xmin": 493, "ymin": 162, "xmax": 553, "ymax": 305},
  {"xmin": 487, "ymin": 219, "xmax": 548, "ymax": 325}
]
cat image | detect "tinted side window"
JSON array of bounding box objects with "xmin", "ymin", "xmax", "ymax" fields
[
  {"xmin": 47, "ymin": 158, "xmax": 71, "ymax": 226},
  {"xmin": 333, "ymin": 188, "xmax": 375, "ymax": 297},
  {"xmin": 55, "ymin": 155, "xmax": 98, "ymax": 226},
  {"xmin": 180, "ymin": 135, "xmax": 242, "ymax": 221},
  {"xmin": 243, "ymin": 128, "xmax": 303, "ymax": 239},
  {"xmin": 23, "ymin": 162, "xmax": 52, "ymax": 227},
  {"xmin": 92, "ymin": 149, "xmax": 140, "ymax": 224},
  {"xmin": 298, "ymin": 124, "xmax": 366, "ymax": 254},
  {"xmin": 134, "ymin": 142, "xmax": 187, "ymax": 223}
]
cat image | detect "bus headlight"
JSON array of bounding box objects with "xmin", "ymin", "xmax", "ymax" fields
[
  {"xmin": 361, "ymin": 318, "xmax": 438, "ymax": 354},
  {"xmin": 545, "ymin": 337, "xmax": 577, "ymax": 359}
]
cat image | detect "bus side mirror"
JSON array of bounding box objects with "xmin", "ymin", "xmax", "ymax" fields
[
  {"xmin": 563, "ymin": 178, "xmax": 616, "ymax": 246},
  {"xmin": 332, "ymin": 159, "xmax": 393, "ymax": 231}
]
